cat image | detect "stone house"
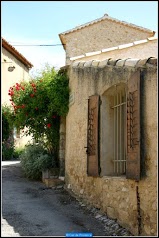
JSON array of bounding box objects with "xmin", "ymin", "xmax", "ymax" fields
[
  {"xmin": 2, "ymin": 37, "xmax": 33, "ymax": 147},
  {"xmin": 58, "ymin": 14, "xmax": 157, "ymax": 236}
]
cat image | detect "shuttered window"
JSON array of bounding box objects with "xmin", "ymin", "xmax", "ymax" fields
[
  {"xmin": 87, "ymin": 70, "xmax": 140, "ymax": 180},
  {"xmin": 87, "ymin": 95, "xmax": 100, "ymax": 177},
  {"xmin": 126, "ymin": 70, "xmax": 140, "ymax": 181}
]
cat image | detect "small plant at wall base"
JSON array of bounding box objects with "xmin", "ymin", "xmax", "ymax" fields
[
  {"xmin": 9, "ymin": 64, "xmax": 69, "ymax": 174},
  {"xmin": 20, "ymin": 143, "xmax": 53, "ymax": 180}
]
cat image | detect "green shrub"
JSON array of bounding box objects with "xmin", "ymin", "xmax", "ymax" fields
[
  {"xmin": 2, "ymin": 104, "xmax": 15, "ymax": 142},
  {"xmin": 20, "ymin": 143, "xmax": 53, "ymax": 180},
  {"xmin": 2, "ymin": 105, "xmax": 15, "ymax": 160},
  {"xmin": 2, "ymin": 113, "xmax": 10, "ymax": 142},
  {"xmin": 2, "ymin": 140, "xmax": 14, "ymax": 161},
  {"xmin": 13, "ymin": 147, "xmax": 25, "ymax": 159}
]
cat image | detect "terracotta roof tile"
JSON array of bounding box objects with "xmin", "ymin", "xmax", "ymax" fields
[{"xmin": 72, "ymin": 57, "xmax": 157, "ymax": 68}]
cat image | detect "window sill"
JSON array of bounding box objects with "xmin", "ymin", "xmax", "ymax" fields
[{"xmin": 101, "ymin": 175, "xmax": 126, "ymax": 180}]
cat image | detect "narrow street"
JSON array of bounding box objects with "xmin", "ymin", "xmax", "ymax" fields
[{"xmin": 2, "ymin": 161, "xmax": 132, "ymax": 237}]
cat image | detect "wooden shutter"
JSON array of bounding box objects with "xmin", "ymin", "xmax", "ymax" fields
[
  {"xmin": 87, "ymin": 95, "xmax": 100, "ymax": 177},
  {"xmin": 126, "ymin": 70, "xmax": 140, "ymax": 181}
]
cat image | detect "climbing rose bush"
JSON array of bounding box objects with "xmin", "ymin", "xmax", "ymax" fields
[{"xmin": 9, "ymin": 65, "xmax": 69, "ymax": 159}]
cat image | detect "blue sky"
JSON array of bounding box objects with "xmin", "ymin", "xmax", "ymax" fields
[{"xmin": 1, "ymin": 1, "xmax": 158, "ymax": 74}]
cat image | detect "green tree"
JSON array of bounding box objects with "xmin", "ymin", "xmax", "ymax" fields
[{"xmin": 8, "ymin": 65, "xmax": 69, "ymax": 165}]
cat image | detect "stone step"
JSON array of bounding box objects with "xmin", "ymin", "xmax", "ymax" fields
[{"xmin": 42, "ymin": 178, "xmax": 65, "ymax": 188}]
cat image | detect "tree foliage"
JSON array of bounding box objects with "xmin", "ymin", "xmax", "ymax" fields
[
  {"xmin": 2, "ymin": 104, "xmax": 15, "ymax": 142},
  {"xmin": 9, "ymin": 65, "xmax": 69, "ymax": 159},
  {"xmin": 2, "ymin": 105, "xmax": 15, "ymax": 160}
]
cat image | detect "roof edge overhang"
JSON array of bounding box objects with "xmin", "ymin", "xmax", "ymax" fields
[
  {"xmin": 58, "ymin": 34, "xmax": 66, "ymax": 50},
  {"xmin": 71, "ymin": 57, "xmax": 157, "ymax": 69},
  {"xmin": 2, "ymin": 38, "xmax": 33, "ymax": 69}
]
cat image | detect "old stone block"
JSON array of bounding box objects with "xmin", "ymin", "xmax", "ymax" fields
[
  {"xmin": 122, "ymin": 187, "xmax": 128, "ymax": 192},
  {"xmin": 80, "ymin": 189, "xmax": 84, "ymax": 194},
  {"xmin": 150, "ymin": 211, "xmax": 157, "ymax": 223},
  {"xmin": 42, "ymin": 169, "xmax": 50, "ymax": 179},
  {"xmin": 152, "ymin": 201, "xmax": 157, "ymax": 211},
  {"xmin": 118, "ymin": 210, "xmax": 129, "ymax": 223},
  {"xmin": 43, "ymin": 178, "xmax": 64, "ymax": 188},
  {"xmin": 107, "ymin": 206, "xmax": 117, "ymax": 219},
  {"xmin": 144, "ymin": 224, "xmax": 151, "ymax": 235}
]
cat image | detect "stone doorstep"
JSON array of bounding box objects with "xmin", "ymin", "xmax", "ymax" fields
[{"xmin": 42, "ymin": 178, "xmax": 65, "ymax": 188}]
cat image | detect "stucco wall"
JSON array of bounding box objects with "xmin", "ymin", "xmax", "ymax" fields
[
  {"xmin": 2, "ymin": 47, "xmax": 32, "ymax": 148},
  {"xmin": 65, "ymin": 60, "xmax": 157, "ymax": 236},
  {"xmin": 71, "ymin": 40, "xmax": 157, "ymax": 63},
  {"xmin": 2, "ymin": 47, "xmax": 31, "ymax": 105},
  {"xmin": 63, "ymin": 19, "xmax": 153, "ymax": 64}
]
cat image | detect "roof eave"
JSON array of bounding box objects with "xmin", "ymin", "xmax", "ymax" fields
[
  {"xmin": 58, "ymin": 34, "xmax": 66, "ymax": 50},
  {"xmin": 2, "ymin": 38, "xmax": 33, "ymax": 69}
]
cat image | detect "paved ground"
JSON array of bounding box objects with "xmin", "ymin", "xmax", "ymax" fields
[{"xmin": 1, "ymin": 161, "xmax": 132, "ymax": 237}]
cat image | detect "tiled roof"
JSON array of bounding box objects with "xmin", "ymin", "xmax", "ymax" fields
[
  {"xmin": 70, "ymin": 36, "xmax": 157, "ymax": 61},
  {"xmin": 59, "ymin": 13, "xmax": 155, "ymax": 36},
  {"xmin": 2, "ymin": 38, "xmax": 33, "ymax": 69},
  {"xmin": 71, "ymin": 57, "xmax": 157, "ymax": 68}
]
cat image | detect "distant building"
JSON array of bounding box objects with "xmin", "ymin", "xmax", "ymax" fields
[{"xmin": 2, "ymin": 37, "xmax": 33, "ymax": 147}]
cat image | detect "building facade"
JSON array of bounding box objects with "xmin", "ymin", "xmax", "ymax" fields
[
  {"xmin": 58, "ymin": 14, "xmax": 158, "ymax": 236},
  {"xmin": 2, "ymin": 37, "xmax": 33, "ymax": 147},
  {"xmin": 59, "ymin": 13, "xmax": 155, "ymax": 65}
]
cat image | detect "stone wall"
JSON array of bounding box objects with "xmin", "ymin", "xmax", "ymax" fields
[
  {"xmin": 71, "ymin": 39, "xmax": 157, "ymax": 63},
  {"xmin": 65, "ymin": 58, "xmax": 157, "ymax": 236},
  {"xmin": 62, "ymin": 19, "xmax": 154, "ymax": 64}
]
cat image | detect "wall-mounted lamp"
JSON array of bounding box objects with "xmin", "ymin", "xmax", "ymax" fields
[
  {"xmin": 8, "ymin": 66, "xmax": 15, "ymax": 72},
  {"xmin": 1, "ymin": 60, "xmax": 16, "ymax": 72}
]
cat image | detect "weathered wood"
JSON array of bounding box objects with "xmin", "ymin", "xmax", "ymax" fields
[
  {"xmin": 126, "ymin": 70, "xmax": 140, "ymax": 181},
  {"xmin": 87, "ymin": 95, "xmax": 100, "ymax": 177}
]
